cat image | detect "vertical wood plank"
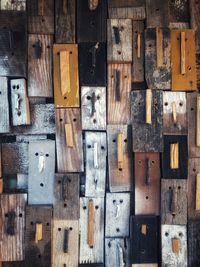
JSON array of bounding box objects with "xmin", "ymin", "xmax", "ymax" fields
[
  {"xmin": 188, "ymin": 221, "xmax": 200, "ymax": 267},
  {"xmin": 0, "ymin": 77, "xmax": 10, "ymax": 133},
  {"xmin": 146, "ymin": 0, "xmax": 169, "ymax": 28}
]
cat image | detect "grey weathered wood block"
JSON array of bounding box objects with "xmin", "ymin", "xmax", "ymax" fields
[{"xmin": 0, "ymin": 77, "xmax": 10, "ymax": 133}]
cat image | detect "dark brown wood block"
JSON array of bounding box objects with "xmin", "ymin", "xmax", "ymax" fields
[
  {"xmin": 188, "ymin": 220, "xmax": 200, "ymax": 267},
  {"xmin": 169, "ymin": 0, "xmax": 190, "ymax": 27},
  {"xmin": 146, "ymin": 0, "xmax": 169, "ymax": 28}
]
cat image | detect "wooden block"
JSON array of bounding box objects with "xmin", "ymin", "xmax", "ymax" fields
[
  {"xmin": 0, "ymin": 11, "xmax": 27, "ymax": 77},
  {"xmin": 28, "ymin": 140, "xmax": 55, "ymax": 205},
  {"xmin": 189, "ymin": 0, "xmax": 200, "ymax": 52},
  {"xmin": 53, "ymin": 44, "xmax": 79, "ymax": 108},
  {"xmin": 132, "ymin": 21, "xmax": 144, "ymax": 83},
  {"xmin": 163, "ymin": 92, "xmax": 187, "ymax": 134},
  {"xmin": 168, "ymin": 0, "xmax": 190, "ymax": 28},
  {"xmin": 79, "ymin": 198, "xmax": 104, "ymax": 264},
  {"xmin": 105, "ymin": 238, "xmax": 130, "ymax": 267},
  {"xmin": 54, "ymin": 174, "xmax": 80, "ymax": 220},
  {"xmin": 28, "ymin": 34, "xmax": 53, "ymax": 97},
  {"xmin": 85, "ymin": 132, "xmax": 107, "ymax": 198},
  {"xmin": 108, "ymin": 64, "xmax": 131, "ymax": 124},
  {"xmin": 81, "ymin": 87, "xmax": 106, "ymax": 130},
  {"xmin": 25, "ymin": 206, "xmax": 52, "ymax": 267},
  {"xmin": 145, "ymin": 28, "xmax": 171, "ymax": 90},
  {"xmin": 161, "ymin": 225, "xmax": 187, "ymax": 267},
  {"xmin": 107, "ymin": 19, "xmax": 132, "ymax": 63},
  {"xmin": 162, "ymin": 135, "xmax": 188, "ymax": 179},
  {"xmin": 52, "ymin": 220, "xmax": 79, "ymax": 267},
  {"xmin": 171, "ymin": 30, "xmax": 197, "ymax": 91},
  {"xmin": 0, "ymin": 77, "xmax": 10, "ymax": 133},
  {"xmin": 108, "ymin": 0, "xmax": 145, "ymax": 8},
  {"xmin": 78, "ymin": 42, "xmax": 106, "ymax": 86},
  {"xmin": 0, "ymin": 194, "xmax": 26, "ymax": 261},
  {"xmin": 146, "ymin": 89, "xmax": 152, "ymax": 124},
  {"xmin": 10, "ymin": 79, "xmax": 30, "ymax": 126},
  {"xmin": 27, "ymin": 0, "xmax": 54, "ymax": 34},
  {"xmin": 0, "ymin": 0, "xmax": 26, "ymax": 10},
  {"xmin": 131, "ymin": 90, "xmax": 163, "ymax": 152},
  {"xmin": 77, "ymin": 0, "xmax": 106, "ymax": 42},
  {"xmin": 196, "ymin": 173, "xmax": 200, "ymax": 211},
  {"xmin": 188, "ymin": 220, "xmax": 200, "ymax": 266},
  {"xmin": 161, "ymin": 179, "xmax": 187, "ymax": 225},
  {"xmin": 107, "ymin": 125, "xmax": 132, "ymax": 192},
  {"xmin": 130, "ymin": 216, "xmax": 158, "ymax": 264},
  {"xmin": 55, "ymin": 108, "xmax": 83, "ymax": 172},
  {"xmin": 146, "ymin": 0, "xmax": 169, "ymax": 28},
  {"xmin": 105, "ymin": 193, "xmax": 130, "ymax": 237},
  {"xmin": 55, "ymin": 0, "xmax": 75, "ymax": 43},
  {"xmin": 135, "ymin": 153, "xmax": 160, "ymax": 215}
]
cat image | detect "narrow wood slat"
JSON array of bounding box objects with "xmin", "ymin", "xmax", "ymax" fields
[
  {"xmin": 65, "ymin": 123, "xmax": 74, "ymax": 148},
  {"xmin": 38, "ymin": 0, "xmax": 44, "ymax": 16},
  {"xmin": 181, "ymin": 31, "xmax": 186, "ymax": 74},
  {"xmin": 156, "ymin": 28, "xmax": 163, "ymax": 67},
  {"xmin": 87, "ymin": 199, "xmax": 94, "ymax": 248},
  {"xmin": 172, "ymin": 101, "xmax": 177, "ymax": 123},
  {"xmin": 196, "ymin": 96, "xmax": 200, "ymax": 147},
  {"xmin": 137, "ymin": 32, "xmax": 141, "ymax": 58},
  {"xmin": 35, "ymin": 223, "xmax": 43, "ymax": 243},
  {"xmin": 170, "ymin": 143, "xmax": 179, "ymax": 169},
  {"xmin": 60, "ymin": 50, "xmax": 70, "ymax": 96},
  {"xmin": 172, "ymin": 238, "xmax": 181, "ymax": 254},
  {"xmin": 196, "ymin": 173, "xmax": 200, "ymax": 210},
  {"xmin": 117, "ymin": 133, "xmax": 124, "ymax": 169},
  {"xmin": 146, "ymin": 89, "xmax": 152, "ymax": 124}
]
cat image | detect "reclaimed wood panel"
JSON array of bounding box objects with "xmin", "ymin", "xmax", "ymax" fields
[
  {"xmin": 169, "ymin": 0, "xmax": 190, "ymax": 27},
  {"xmin": 146, "ymin": 0, "xmax": 169, "ymax": 28},
  {"xmin": 0, "ymin": 0, "xmax": 26, "ymax": 10},
  {"xmin": 189, "ymin": 0, "xmax": 200, "ymax": 52},
  {"xmin": 188, "ymin": 220, "xmax": 200, "ymax": 267},
  {"xmin": 108, "ymin": 0, "xmax": 145, "ymax": 7},
  {"xmin": 0, "ymin": 77, "xmax": 10, "ymax": 133}
]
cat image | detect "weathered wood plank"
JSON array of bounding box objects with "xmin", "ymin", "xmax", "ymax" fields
[
  {"xmin": 146, "ymin": 0, "xmax": 169, "ymax": 28},
  {"xmin": 81, "ymin": 87, "xmax": 106, "ymax": 130},
  {"xmin": 189, "ymin": 0, "xmax": 200, "ymax": 52},
  {"xmin": 28, "ymin": 34, "xmax": 53, "ymax": 97},
  {"xmin": 55, "ymin": 108, "xmax": 83, "ymax": 172},
  {"xmin": 188, "ymin": 220, "xmax": 200, "ymax": 267},
  {"xmin": 132, "ymin": 264, "xmax": 158, "ymax": 267},
  {"xmin": 28, "ymin": 140, "xmax": 55, "ymax": 205},
  {"xmin": 54, "ymin": 174, "xmax": 80, "ymax": 220},
  {"xmin": 109, "ymin": 3, "xmax": 145, "ymax": 19},
  {"xmin": 108, "ymin": 0, "xmax": 145, "ymax": 8},
  {"xmin": 161, "ymin": 179, "xmax": 187, "ymax": 225},
  {"xmin": 0, "ymin": 194, "xmax": 26, "ymax": 261},
  {"xmin": 169, "ymin": 0, "xmax": 190, "ymax": 28},
  {"xmin": 107, "ymin": 19, "xmax": 132, "ymax": 63},
  {"xmin": 108, "ymin": 64, "xmax": 131, "ymax": 124},
  {"xmin": 0, "ymin": 0, "xmax": 26, "ymax": 10},
  {"xmin": 0, "ymin": 77, "xmax": 10, "ymax": 133}
]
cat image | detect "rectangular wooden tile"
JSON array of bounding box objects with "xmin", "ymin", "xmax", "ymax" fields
[
  {"xmin": 145, "ymin": 28, "xmax": 171, "ymax": 90},
  {"xmin": 131, "ymin": 90, "xmax": 163, "ymax": 152},
  {"xmin": 53, "ymin": 44, "xmax": 79, "ymax": 108},
  {"xmin": 146, "ymin": 0, "xmax": 169, "ymax": 28},
  {"xmin": 190, "ymin": 0, "xmax": 200, "ymax": 52},
  {"xmin": 55, "ymin": 0, "xmax": 75, "ymax": 43},
  {"xmin": 28, "ymin": 140, "xmax": 55, "ymax": 205},
  {"xmin": 169, "ymin": 0, "xmax": 190, "ymax": 28},
  {"xmin": 107, "ymin": 125, "xmax": 132, "ymax": 192},
  {"xmin": 25, "ymin": 206, "xmax": 52, "ymax": 267},
  {"xmin": 28, "ymin": 34, "xmax": 53, "ymax": 97},
  {"xmin": 79, "ymin": 198, "xmax": 104, "ymax": 264},
  {"xmin": 55, "ymin": 108, "xmax": 83, "ymax": 172},
  {"xmin": 108, "ymin": 64, "xmax": 131, "ymax": 124},
  {"xmin": 54, "ymin": 174, "xmax": 80, "ymax": 220},
  {"xmin": 135, "ymin": 153, "xmax": 160, "ymax": 215},
  {"xmin": 107, "ymin": 19, "xmax": 132, "ymax": 63},
  {"xmin": 161, "ymin": 225, "xmax": 187, "ymax": 267},
  {"xmin": 85, "ymin": 132, "xmax": 107, "ymax": 198},
  {"xmin": 0, "ymin": 194, "xmax": 26, "ymax": 261},
  {"xmin": 52, "ymin": 220, "xmax": 79, "ymax": 267},
  {"xmin": 188, "ymin": 220, "xmax": 200, "ymax": 267},
  {"xmin": 161, "ymin": 179, "xmax": 187, "ymax": 225},
  {"xmin": 81, "ymin": 87, "xmax": 106, "ymax": 130},
  {"xmin": 0, "ymin": 0, "xmax": 26, "ymax": 10},
  {"xmin": 105, "ymin": 193, "xmax": 130, "ymax": 237},
  {"xmin": 163, "ymin": 92, "xmax": 187, "ymax": 135},
  {"xmin": 0, "ymin": 77, "xmax": 10, "ymax": 133}
]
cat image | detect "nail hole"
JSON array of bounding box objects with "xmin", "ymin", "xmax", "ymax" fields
[
  {"xmin": 87, "ymin": 95, "xmax": 91, "ymax": 100},
  {"xmin": 101, "ymin": 146, "xmax": 104, "ymax": 150},
  {"xmin": 146, "ymin": 196, "xmax": 149, "ymax": 200},
  {"xmin": 119, "ymin": 168, "xmax": 122, "ymax": 171},
  {"xmin": 138, "ymin": 160, "xmax": 142, "ymax": 165},
  {"xmin": 165, "ymin": 232, "xmax": 169, "ymax": 236},
  {"xmin": 38, "ymin": 254, "xmax": 41, "ymax": 258},
  {"xmin": 93, "ymin": 119, "xmax": 97, "ymax": 123},
  {"xmin": 40, "ymin": 183, "xmax": 44, "ymax": 187},
  {"xmin": 108, "ymin": 242, "xmax": 111, "ymax": 248},
  {"xmin": 151, "ymin": 160, "xmax": 155, "ymax": 164},
  {"xmin": 59, "ymin": 118, "xmax": 63, "ymax": 122},
  {"xmin": 64, "ymin": 203, "xmax": 67, "ymax": 208},
  {"xmin": 47, "ymin": 45, "xmax": 50, "ymax": 49},
  {"xmin": 191, "ymin": 107, "xmax": 194, "ymax": 111},
  {"xmin": 35, "ymin": 152, "xmax": 39, "ymax": 156},
  {"xmin": 19, "ymin": 213, "xmax": 22, "ymax": 217},
  {"xmin": 124, "ymin": 139, "xmax": 127, "ymax": 143},
  {"xmin": 69, "ymin": 227, "xmax": 73, "ymax": 231},
  {"xmin": 87, "ymin": 145, "xmax": 91, "ymax": 149},
  {"xmin": 46, "ymin": 222, "xmax": 49, "ymax": 226},
  {"xmin": 30, "ymin": 221, "xmax": 34, "ymax": 225},
  {"xmin": 193, "ymin": 168, "xmax": 196, "ymax": 172},
  {"xmin": 58, "ymin": 180, "xmax": 61, "ymax": 184},
  {"xmin": 179, "ymin": 232, "xmax": 183, "ymax": 237},
  {"xmin": 95, "ymin": 205, "xmax": 99, "ymax": 209},
  {"xmin": 112, "ymin": 139, "xmax": 116, "ymax": 143},
  {"xmin": 45, "ymin": 154, "xmax": 49, "ymax": 157},
  {"xmin": 73, "ymin": 118, "xmax": 76, "ymax": 122},
  {"xmin": 164, "ymin": 102, "xmax": 168, "ymax": 106},
  {"xmin": 178, "ymin": 186, "xmax": 181, "ymax": 190},
  {"xmin": 70, "ymin": 51, "xmax": 72, "ymax": 54},
  {"xmin": 179, "ymin": 102, "xmax": 183, "ymax": 107},
  {"xmin": 113, "ymin": 200, "xmax": 116, "ymax": 203},
  {"xmin": 120, "ymin": 200, "xmax": 123, "ymax": 203},
  {"xmin": 116, "ymin": 228, "xmax": 120, "ymax": 232},
  {"xmin": 97, "ymin": 95, "xmax": 100, "ymax": 100},
  {"xmin": 58, "ymin": 228, "xmax": 61, "ymax": 231},
  {"xmin": 83, "ymin": 206, "xmax": 87, "ymax": 210},
  {"xmin": 117, "ymin": 51, "xmax": 121, "ymax": 55},
  {"xmin": 64, "ymin": 96, "xmax": 67, "ymax": 100}
]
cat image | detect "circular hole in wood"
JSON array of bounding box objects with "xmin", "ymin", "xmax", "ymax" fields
[
  {"xmin": 178, "ymin": 186, "xmax": 181, "ymax": 190},
  {"xmin": 119, "ymin": 168, "xmax": 122, "ymax": 171},
  {"xmin": 95, "ymin": 205, "xmax": 99, "ymax": 210},
  {"xmin": 64, "ymin": 96, "xmax": 67, "ymax": 100},
  {"xmin": 179, "ymin": 102, "xmax": 183, "ymax": 106},
  {"xmin": 38, "ymin": 254, "xmax": 41, "ymax": 258},
  {"xmin": 19, "ymin": 213, "xmax": 22, "ymax": 217},
  {"xmin": 93, "ymin": 119, "xmax": 97, "ymax": 123},
  {"xmin": 120, "ymin": 200, "xmax": 123, "ymax": 203},
  {"xmin": 117, "ymin": 51, "xmax": 121, "ymax": 55},
  {"xmin": 169, "ymin": 186, "xmax": 172, "ymax": 189},
  {"xmin": 13, "ymin": 85, "xmax": 16, "ymax": 89},
  {"xmin": 83, "ymin": 206, "xmax": 87, "ymax": 210},
  {"xmin": 16, "ymin": 85, "xmax": 20, "ymax": 89},
  {"xmin": 188, "ymin": 66, "xmax": 192, "ymax": 71},
  {"xmin": 165, "ymin": 232, "xmax": 169, "ymax": 236},
  {"xmin": 69, "ymin": 227, "xmax": 73, "ymax": 231},
  {"xmin": 40, "ymin": 183, "xmax": 44, "ymax": 187},
  {"xmin": 124, "ymin": 139, "xmax": 127, "ymax": 143},
  {"xmin": 179, "ymin": 232, "xmax": 183, "ymax": 237},
  {"xmin": 108, "ymin": 242, "xmax": 111, "ymax": 248},
  {"xmin": 58, "ymin": 228, "xmax": 61, "ymax": 231},
  {"xmin": 87, "ymin": 145, "xmax": 91, "ymax": 149},
  {"xmin": 46, "ymin": 222, "xmax": 50, "ymax": 226},
  {"xmin": 151, "ymin": 160, "xmax": 155, "ymax": 164},
  {"xmin": 112, "ymin": 139, "xmax": 116, "ymax": 143},
  {"xmin": 97, "ymin": 95, "xmax": 100, "ymax": 100},
  {"xmin": 101, "ymin": 146, "xmax": 105, "ymax": 150},
  {"xmin": 191, "ymin": 107, "xmax": 194, "ymax": 111},
  {"xmin": 138, "ymin": 160, "xmax": 142, "ymax": 165},
  {"xmin": 146, "ymin": 196, "xmax": 149, "ymax": 200},
  {"xmin": 70, "ymin": 51, "xmax": 72, "ymax": 54},
  {"xmin": 30, "ymin": 221, "xmax": 34, "ymax": 225},
  {"xmin": 116, "ymin": 228, "xmax": 120, "ymax": 232},
  {"xmin": 46, "ymin": 154, "xmax": 49, "ymax": 157},
  {"xmin": 35, "ymin": 152, "xmax": 39, "ymax": 156},
  {"xmin": 113, "ymin": 200, "xmax": 116, "ymax": 203},
  {"xmin": 47, "ymin": 45, "xmax": 50, "ymax": 49},
  {"xmin": 87, "ymin": 95, "xmax": 91, "ymax": 100},
  {"xmin": 164, "ymin": 102, "xmax": 168, "ymax": 106},
  {"xmin": 64, "ymin": 203, "xmax": 67, "ymax": 208},
  {"xmin": 59, "ymin": 118, "xmax": 63, "ymax": 122},
  {"xmin": 193, "ymin": 168, "xmax": 196, "ymax": 172},
  {"xmin": 58, "ymin": 180, "xmax": 61, "ymax": 184},
  {"xmin": 73, "ymin": 118, "xmax": 77, "ymax": 122}
]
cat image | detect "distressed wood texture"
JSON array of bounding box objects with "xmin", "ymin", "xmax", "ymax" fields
[
  {"xmin": 0, "ymin": 11, "xmax": 27, "ymax": 77},
  {"xmin": 81, "ymin": 87, "xmax": 106, "ymax": 130},
  {"xmin": 0, "ymin": 0, "xmax": 26, "ymax": 10},
  {"xmin": 146, "ymin": 0, "xmax": 169, "ymax": 28},
  {"xmin": 163, "ymin": 92, "xmax": 187, "ymax": 135},
  {"xmin": 105, "ymin": 238, "xmax": 130, "ymax": 267},
  {"xmin": 85, "ymin": 132, "xmax": 107, "ymax": 198},
  {"xmin": 107, "ymin": 19, "xmax": 132, "ymax": 63},
  {"xmin": 52, "ymin": 220, "xmax": 79, "ymax": 267},
  {"xmin": 130, "ymin": 216, "xmax": 158, "ymax": 264},
  {"xmin": 188, "ymin": 220, "xmax": 200, "ymax": 267},
  {"xmin": 131, "ymin": 90, "xmax": 163, "ymax": 152},
  {"xmin": 79, "ymin": 198, "xmax": 104, "ymax": 264},
  {"xmin": 171, "ymin": 29, "xmax": 197, "ymax": 91},
  {"xmin": 132, "ymin": 21, "xmax": 144, "ymax": 83},
  {"xmin": 161, "ymin": 179, "xmax": 187, "ymax": 225},
  {"xmin": 190, "ymin": 0, "xmax": 200, "ymax": 51},
  {"xmin": 25, "ymin": 206, "xmax": 52, "ymax": 267},
  {"xmin": 107, "ymin": 125, "xmax": 132, "ymax": 192},
  {"xmin": 54, "ymin": 174, "xmax": 80, "ymax": 220},
  {"xmin": 27, "ymin": 0, "xmax": 54, "ymax": 34},
  {"xmin": 188, "ymin": 93, "xmax": 200, "ymax": 157},
  {"xmin": 0, "ymin": 194, "xmax": 26, "ymax": 261},
  {"xmin": 134, "ymin": 153, "xmax": 160, "ymax": 215},
  {"xmin": 55, "ymin": 0, "xmax": 75, "ymax": 43},
  {"xmin": 105, "ymin": 193, "xmax": 130, "ymax": 237},
  {"xmin": 2, "ymin": 262, "xmax": 25, "ymax": 267},
  {"xmin": 78, "ymin": 43, "xmax": 106, "ymax": 86},
  {"xmin": 77, "ymin": 0, "xmax": 106, "ymax": 42},
  {"xmin": 28, "ymin": 140, "xmax": 55, "ymax": 205},
  {"xmin": 28, "ymin": 34, "xmax": 53, "ymax": 97},
  {"xmin": 162, "ymin": 135, "xmax": 188, "ymax": 179},
  {"xmin": 132, "ymin": 265, "xmax": 158, "ymax": 267},
  {"xmin": 0, "ymin": 77, "xmax": 10, "ymax": 133},
  {"xmin": 169, "ymin": 0, "xmax": 190, "ymax": 28},
  {"xmin": 10, "ymin": 79, "xmax": 30, "ymax": 126},
  {"xmin": 108, "ymin": 64, "xmax": 131, "ymax": 124},
  {"xmin": 161, "ymin": 225, "xmax": 187, "ymax": 267},
  {"xmin": 55, "ymin": 108, "xmax": 83, "ymax": 172},
  {"xmin": 145, "ymin": 28, "xmax": 171, "ymax": 90},
  {"xmin": 53, "ymin": 44, "xmax": 79, "ymax": 108}
]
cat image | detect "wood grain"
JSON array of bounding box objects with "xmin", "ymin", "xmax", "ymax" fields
[
  {"xmin": 188, "ymin": 220, "xmax": 200, "ymax": 267},
  {"xmin": 169, "ymin": 0, "xmax": 190, "ymax": 26},
  {"xmin": 0, "ymin": 0, "xmax": 26, "ymax": 10},
  {"xmin": 189, "ymin": 0, "xmax": 200, "ymax": 52},
  {"xmin": 0, "ymin": 77, "xmax": 10, "ymax": 133},
  {"xmin": 109, "ymin": 6, "xmax": 145, "ymax": 19},
  {"xmin": 146, "ymin": 0, "xmax": 169, "ymax": 28}
]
